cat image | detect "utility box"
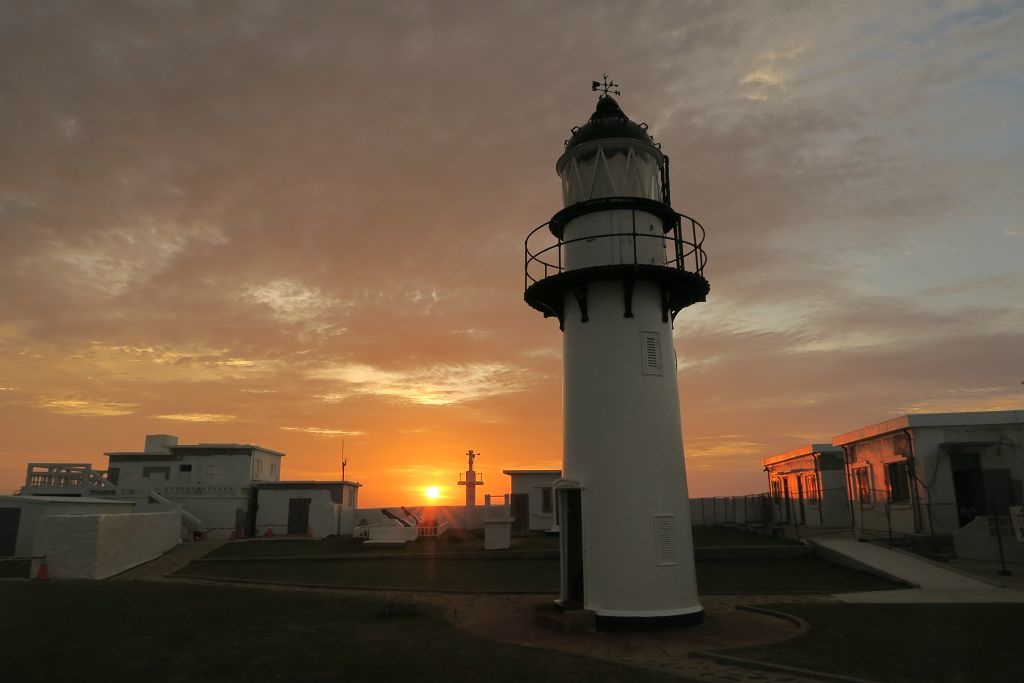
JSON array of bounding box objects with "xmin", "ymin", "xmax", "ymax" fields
[{"xmin": 483, "ymin": 516, "xmax": 514, "ymax": 550}]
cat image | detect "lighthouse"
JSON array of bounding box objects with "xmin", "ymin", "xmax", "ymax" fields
[{"xmin": 524, "ymin": 78, "xmax": 709, "ymax": 626}]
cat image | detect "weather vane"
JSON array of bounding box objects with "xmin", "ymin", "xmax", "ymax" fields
[{"xmin": 592, "ymin": 73, "xmax": 621, "ymax": 97}]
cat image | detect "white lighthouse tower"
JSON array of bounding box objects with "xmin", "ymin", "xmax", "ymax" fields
[{"xmin": 524, "ymin": 78, "xmax": 709, "ymax": 626}]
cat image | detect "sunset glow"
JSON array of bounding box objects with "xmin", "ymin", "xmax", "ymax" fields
[{"xmin": 1, "ymin": 3, "xmax": 1021, "ymax": 506}]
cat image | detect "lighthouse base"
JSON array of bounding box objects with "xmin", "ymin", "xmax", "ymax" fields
[{"xmin": 595, "ymin": 608, "xmax": 705, "ymax": 631}]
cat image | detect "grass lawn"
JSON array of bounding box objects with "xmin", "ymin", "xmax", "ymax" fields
[
  {"xmin": 697, "ymin": 557, "xmax": 904, "ymax": 594},
  {"xmin": 1, "ymin": 581, "xmax": 684, "ymax": 683},
  {"xmin": 204, "ymin": 530, "xmax": 557, "ymax": 560},
  {"xmin": 730, "ymin": 603, "xmax": 1024, "ymax": 683},
  {"xmin": 691, "ymin": 525, "xmax": 796, "ymax": 547},
  {"xmin": 178, "ymin": 553, "xmax": 903, "ymax": 594},
  {"xmin": 177, "ymin": 557, "xmax": 560, "ymax": 592}
]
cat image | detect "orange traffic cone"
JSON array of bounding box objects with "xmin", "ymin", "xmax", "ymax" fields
[
  {"xmin": 35, "ymin": 557, "xmax": 50, "ymax": 581},
  {"xmin": 264, "ymin": 528, "xmax": 274, "ymax": 538},
  {"xmin": 305, "ymin": 526, "xmax": 313, "ymax": 539}
]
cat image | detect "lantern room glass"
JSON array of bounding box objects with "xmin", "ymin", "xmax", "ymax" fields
[{"xmin": 559, "ymin": 142, "xmax": 662, "ymax": 206}]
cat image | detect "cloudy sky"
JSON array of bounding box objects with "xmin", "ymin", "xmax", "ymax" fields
[{"xmin": 1, "ymin": 0, "xmax": 1021, "ymax": 505}]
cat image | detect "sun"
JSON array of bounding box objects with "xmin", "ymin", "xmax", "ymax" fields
[{"xmin": 424, "ymin": 486, "xmax": 441, "ymax": 501}]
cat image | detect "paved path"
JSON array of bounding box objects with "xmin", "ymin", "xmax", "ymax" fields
[
  {"xmin": 111, "ymin": 539, "xmax": 226, "ymax": 581},
  {"xmin": 810, "ymin": 535, "xmax": 1024, "ymax": 603}
]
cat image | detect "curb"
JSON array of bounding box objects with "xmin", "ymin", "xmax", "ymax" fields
[{"xmin": 690, "ymin": 650, "xmax": 881, "ymax": 683}]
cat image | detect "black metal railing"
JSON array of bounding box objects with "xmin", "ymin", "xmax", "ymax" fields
[{"xmin": 524, "ymin": 205, "xmax": 707, "ymax": 292}]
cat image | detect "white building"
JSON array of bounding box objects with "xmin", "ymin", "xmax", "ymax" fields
[
  {"xmin": 762, "ymin": 444, "xmax": 850, "ymax": 530},
  {"xmin": 103, "ymin": 434, "xmax": 284, "ymax": 539},
  {"xmin": 503, "ymin": 469, "xmax": 560, "ymax": 533},
  {"xmin": 256, "ymin": 481, "xmax": 361, "ymax": 538},
  {"xmin": 523, "ymin": 86, "xmax": 708, "ymax": 626},
  {"xmin": 833, "ymin": 411, "xmax": 1024, "ymax": 539}
]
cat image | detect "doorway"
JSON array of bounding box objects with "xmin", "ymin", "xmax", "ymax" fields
[
  {"xmin": 0, "ymin": 508, "xmax": 20, "ymax": 556},
  {"xmin": 511, "ymin": 493, "xmax": 529, "ymax": 533},
  {"xmin": 287, "ymin": 498, "xmax": 312, "ymax": 535},
  {"xmin": 560, "ymin": 488, "xmax": 584, "ymax": 609}
]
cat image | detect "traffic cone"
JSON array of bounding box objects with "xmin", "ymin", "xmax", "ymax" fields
[
  {"xmin": 305, "ymin": 526, "xmax": 313, "ymax": 539},
  {"xmin": 264, "ymin": 528, "xmax": 274, "ymax": 538},
  {"xmin": 35, "ymin": 557, "xmax": 50, "ymax": 581},
  {"xmin": 229, "ymin": 529, "xmax": 237, "ymax": 540}
]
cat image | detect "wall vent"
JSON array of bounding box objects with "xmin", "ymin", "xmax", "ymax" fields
[
  {"xmin": 641, "ymin": 331, "xmax": 662, "ymax": 376},
  {"xmin": 654, "ymin": 514, "xmax": 677, "ymax": 566}
]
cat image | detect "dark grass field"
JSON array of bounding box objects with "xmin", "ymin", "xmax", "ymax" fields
[
  {"xmin": 203, "ymin": 524, "xmax": 793, "ymax": 562},
  {"xmin": 177, "ymin": 552, "xmax": 903, "ymax": 594},
  {"xmin": 730, "ymin": 603, "xmax": 1024, "ymax": 683},
  {"xmin": 0, "ymin": 581, "xmax": 684, "ymax": 683}
]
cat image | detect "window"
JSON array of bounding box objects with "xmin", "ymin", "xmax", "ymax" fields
[
  {"xmin": 886, "ymin": 461, "xmax": 911, "ymax": 504},
  {"xmin": 804, "ymin": 474, "xmax": 820, "ymax": 505},
  {"xmin": 143, "ymin": 466, "xmax": 170, "ymax": 480},
  {"xmin": 540, "ymin": 487, "xmax": 553, "ymax": 514},
  {"xmin": 179, "ymin": 464, "xmax": 192, "ymax": 473},
  {"xmin": 852, "ymin": 467, "xmax": 872, "ymax": 504},
  {"xmin": 106, "ymin": 468, "xmax": 120, "ymax": 485},
  {"xmin": 771, "ymin": 479, "xmax": 783, "ymax": 503}
]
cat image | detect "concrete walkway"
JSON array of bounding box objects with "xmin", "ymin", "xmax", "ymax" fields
[{"xmin": 810, "ymin": 535, "xmax": 1024, "ymax": 603}]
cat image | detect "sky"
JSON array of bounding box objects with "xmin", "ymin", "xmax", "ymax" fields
[{"xmin": 1, "ymin": 0, "xmax": 1022, "ymax": 506}]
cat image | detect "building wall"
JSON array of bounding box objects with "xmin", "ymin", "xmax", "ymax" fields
[
  {"xmin": 0, "ymin": 497, "xmax": 135, "ymax": 557},
  {"xmin": 33, "ymin": 510, "xmax": 180, "ymax": 579},
  {"xmin": 114, "ymin": 452, "xmax": 258, "ymax": 493},
  {"xmin": 765, "ymin": 450, "xmax": 850, "ymax": 530},
  {"xmin": 845, "ymin": 423, "xmax": 1024, "ymax": 536},
  {"xmin": 507, "ymin": 472, "xmax": 559, "ymax": 531},
  {"xmin": 256, "ymin": 488, "xmax": 334, "ymax": 536}
]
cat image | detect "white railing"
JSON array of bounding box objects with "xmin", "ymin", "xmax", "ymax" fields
[
  {"xmin": 417, "ymin": 521, "xmax": 450, "ymax": 538},
  {"xmin": 147, "ymin": 490, "xmax": 205, "ymax": 533},
  {"xmin": 23, "ymin": 463, "xmax": 117, "ymax": 493}
]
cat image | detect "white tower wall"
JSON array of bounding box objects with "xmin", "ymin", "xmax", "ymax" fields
[{"xmin": 562, "ymin": 275, "xmax": 701, "ymax": 617}]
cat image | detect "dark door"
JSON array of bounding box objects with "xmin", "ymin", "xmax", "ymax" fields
[
  {"xmin": 287, "ymin": 498, "xmax": 312, "ymax": 535},
  {"xmin": 781, "ymin": 479, "xmax": 791, "ymax": 522},
  {"xmin": 952, "ymin": 453, "xmax": 983, "ymax": 526},
  {"xmin": 511, "ymin": 493, "xmax": 530, "ymax": 533},
  {"xmin": 796, "ymin": 477, "xmax": 806, "ymax": 523},
  {"xmin": 561, "ymin": 489, "xmax": 584, "ymax": 609},
  {"xmin": 0, "ymin": 508, "xmax": 20, "ymax": 556}
]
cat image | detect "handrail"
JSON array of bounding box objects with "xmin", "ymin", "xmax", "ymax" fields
[{"xmin": 524, "ymin": 206, "xmax": 707, "ymax": 293}]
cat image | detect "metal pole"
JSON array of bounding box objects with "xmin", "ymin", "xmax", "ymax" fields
[{"xmin": 994, "ymin": 504, "xmax": 1011, "ymax": 576}]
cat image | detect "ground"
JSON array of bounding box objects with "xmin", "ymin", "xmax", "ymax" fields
[{"xmin": 6, "ymin": 525, "xmax": 1024, "ymax": 682}]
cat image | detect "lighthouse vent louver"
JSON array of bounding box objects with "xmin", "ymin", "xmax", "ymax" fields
[
  {"xmin": 654, "ymin": 515, "xmax": 677, "ymax": 566},
  {"xmin": 641, "ymin": 331, "xmax": 662, "ymax": 375}
]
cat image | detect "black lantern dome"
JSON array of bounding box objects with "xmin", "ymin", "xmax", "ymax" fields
[{"xmin": 564, "ymin": 96, "xmax": 655, "ymax": 150}]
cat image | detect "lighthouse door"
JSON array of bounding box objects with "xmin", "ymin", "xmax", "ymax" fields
[{"xmin": 560, "ymin": 488, "xmax": 584, "ymax": 609}]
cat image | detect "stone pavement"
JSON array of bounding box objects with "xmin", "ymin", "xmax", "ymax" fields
[
  {"xmin": 110, "ymin": 539, "xmax": 227, "ymax": 581},
  {"xmin": 810, "ymin": 534, "xmax": 1024, "ymax": 603}
]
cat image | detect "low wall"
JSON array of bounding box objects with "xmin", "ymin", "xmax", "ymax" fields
[
  {"xmin": 354, "ymin": 505, "xmax": 491, "ymax": 531},
  {"xmin": 953, "ymin": 516, "xmax": 1024, "ymax": 565},
  {"xmin": 33, "ymin": 511, "xmax": 181, "ymax": 579}
]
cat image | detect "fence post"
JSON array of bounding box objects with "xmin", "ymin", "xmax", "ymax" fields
[
  {"xmin": 994, "ymin": 505, "xmax": 1012, "ymax": 576},
  {"xmin": 886, "ymin": 501, "xmax": 893, "ymax": 541}
]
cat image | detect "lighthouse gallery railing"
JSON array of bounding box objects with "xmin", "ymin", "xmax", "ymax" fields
[{"xmin": 524, "ymin": 205, "xmax": 708, "ymax": 291}]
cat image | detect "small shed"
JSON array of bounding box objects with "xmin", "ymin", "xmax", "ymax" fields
[
  {"xmin": 255, "ymin": 481, "xmax": 361, "ymax": 538},
  {"xmin": 503, "ymin": 469, "xmax": 561, "ymax": 533}
]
